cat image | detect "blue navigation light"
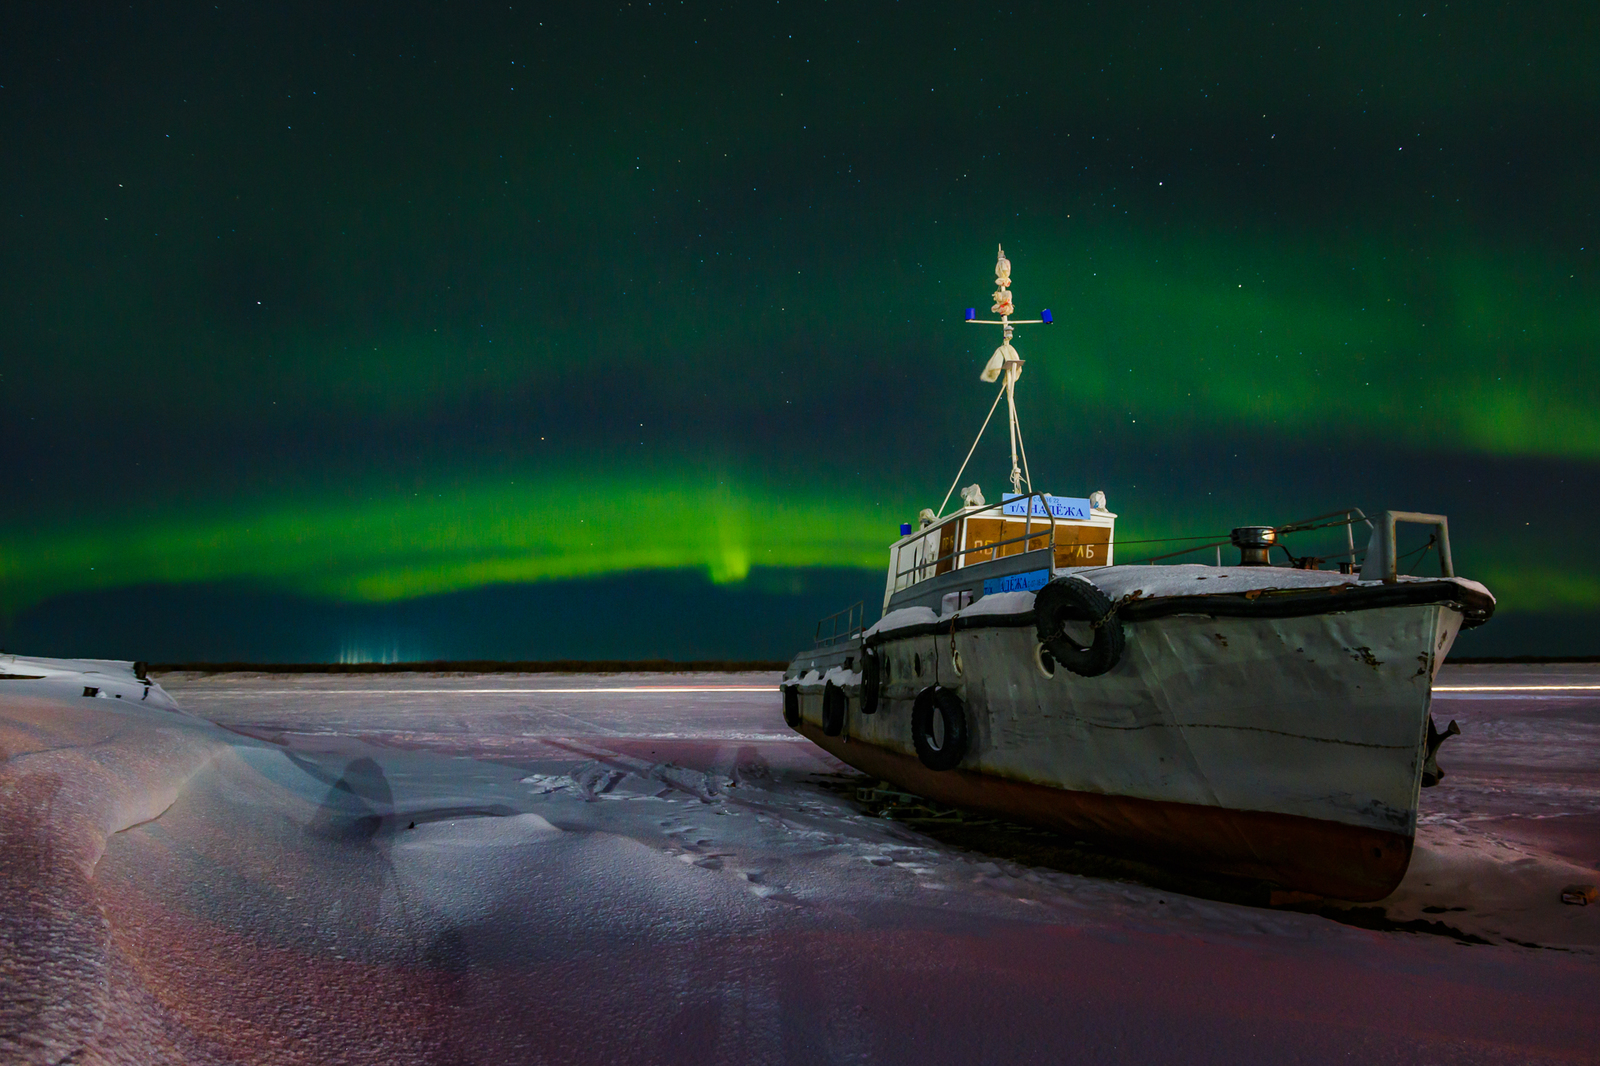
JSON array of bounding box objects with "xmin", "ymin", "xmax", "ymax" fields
[
  {"xmin": 900, "ymin": 522, "xmax": 913, "ymax": 536},
  {"xmin": 964, "ymin": 308, "xmax": 976, "ymax": 321},
  {"xmin": 1041, "ymin": 309, "xmax": 1053, "ymax": 324}
]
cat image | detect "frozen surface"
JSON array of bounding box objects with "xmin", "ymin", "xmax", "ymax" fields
[{"xmin": 3, "ymin": 663, "xmax": 1597, "ymax": 1064}]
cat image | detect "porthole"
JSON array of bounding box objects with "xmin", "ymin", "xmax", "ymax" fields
[{"xmin": 1034, "ymin": 642, "xmax": 1056, "ymax": 679}]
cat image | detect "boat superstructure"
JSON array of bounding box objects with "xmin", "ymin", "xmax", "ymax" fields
[{"xmin": 782, "ymin": 248, "xmax": 1494, "ymax": 901}]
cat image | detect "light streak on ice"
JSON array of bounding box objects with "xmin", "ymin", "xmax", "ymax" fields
[
  {"xmin": 1435, "ymin": 684, "xmax": 1600, "ymax": 693},
  {"xmin": 191, "ymin": 685, "xmax": 782, "ymax": 696}
]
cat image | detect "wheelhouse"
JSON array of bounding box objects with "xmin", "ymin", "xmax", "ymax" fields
[{"xmin": 884, "ymin": 490, "xmax": 1116, "ymax": 613}]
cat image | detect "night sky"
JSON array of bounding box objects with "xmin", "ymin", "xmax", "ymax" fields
[{"xmin": 3, "ymin": 2, "xmax": 1596, "ymax": 661}]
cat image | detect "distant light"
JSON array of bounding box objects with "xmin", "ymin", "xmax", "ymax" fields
[
  {"xmin": 1041, "ymin": 309, "xmax": 1053, "ymax": 324},
  {"xmin": 964, "ymin": 308, "xmax": 976, "ymax": 321},
  {"xmin": 1437, "ymin": 685, "xmax": 1600, "ymax": 693}
]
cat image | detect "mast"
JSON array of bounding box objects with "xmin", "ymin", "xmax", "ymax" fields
[
  {"xmin": 938, "ymin": 246, "xmax": 1052, "ymax": 514},
  {"xmin": 992, "ymin": 246, "xmax": 1027, "ymax": 494}
]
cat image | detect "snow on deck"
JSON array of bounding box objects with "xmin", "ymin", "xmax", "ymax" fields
[
  {"xmin": 865, "ymin": 566, "xmax": 1495, "ymax": 640},
  {"xmin": 2, "ymin": 662, "xmax": 1596, "ymax": 1064},
  {"xmin": 1067, "ymin": 563, "xmax": 1496, "ymax": 605}
]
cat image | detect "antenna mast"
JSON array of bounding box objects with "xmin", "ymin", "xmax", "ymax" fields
[{"xmin": 967, "ymin": 245, "xmax": 1052, "ymax": 496}]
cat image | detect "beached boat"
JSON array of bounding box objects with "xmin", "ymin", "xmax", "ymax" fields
[{"xmin": 782, "ymin": 247, "xmax": 1494, "ymax": 901}]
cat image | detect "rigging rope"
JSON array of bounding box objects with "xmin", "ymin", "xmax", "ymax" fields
[
  {"xmin": 1400, "ymin": 535, "xmax": 1437, "ymax": 574},
  {"xmin": 936, "ymin": 379, "xmax": 1010, "ymax": 518},
  {"xmin": 1015, "ymin": 393, "xmax": 1033, "ymax": 494}
]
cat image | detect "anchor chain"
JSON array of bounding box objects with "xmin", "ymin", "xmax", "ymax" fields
[{"xmin": 1091, "ymin": 589, "xmax": 1146, "ymax": 630}]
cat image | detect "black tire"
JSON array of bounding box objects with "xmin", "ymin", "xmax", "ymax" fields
[
  {"xmin": 860, "ymin": 648, "xmax": 881, "ymax": 715},
  {"xmin": 821, "ymin": 681, "xmax": 847, "ymax": 736},
  {"xmin": 782, "ymin": 684, "xmax": 801, "ymax": 728},
  {"xmin": 1034, "ymin": 577, "xmax": 1125, "ymax": 677},
  {"xmin": 911, "ymin": 686, "xmax": 969, "ymax": 771}
]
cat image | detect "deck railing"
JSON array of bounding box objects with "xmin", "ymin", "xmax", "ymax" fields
[
  {"xmin": 814, "ymin": 600, "xmax": 866, "ymax": 647},
  {"xmin": 1127, "ymin": 508, "xmax": 1378, "ymax": 569},
  {"xmin": 1359, "ymin": 511, "xmax": 1454, "ymax": 584}
]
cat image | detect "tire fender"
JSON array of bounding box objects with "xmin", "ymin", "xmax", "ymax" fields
[
  {"xmin": 1034, "ymin": 576, "xmax": 1125, "ymax": 677},
  {"xmin": 821, "ymin": 681, "xmax": 847, "ymax": 736},
  {"xmin": 860, "ymin": 647, "xmax": 881, "ymax": 715},
  {"xmin": 782, "ymin": 683, "xmax": 801, "ymax": 728},
  {"xmin": 911, "ymin": 685, "xmax": 970, "ymax": 771}
]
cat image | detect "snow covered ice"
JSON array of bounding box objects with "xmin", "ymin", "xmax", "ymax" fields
[{"xmin": 3, "ymin": 661, "xmax": 1598, "ymax": 1064}]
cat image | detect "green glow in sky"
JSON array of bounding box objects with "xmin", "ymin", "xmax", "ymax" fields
[
  {"xmin": 1, "ymin": 465, "xmax": 895, "ymax": 613},
  {"xmin": 4, "ymin": 2, "xmax": 1595, "ymax": 655},
  {"xmin": 1008, "ymin": 231, "xmax": 1600, "ymax": 460},
  {"xmin": 4, "ymin": 456, "xmax": 1593, "ymax": 619}
]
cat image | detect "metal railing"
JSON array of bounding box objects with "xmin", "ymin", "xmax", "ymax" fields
[
  {"xmin": 1359, "ymin": 511, "xmax": 1454, "ymax": 584},
  {"xmin": 1004, "ymin": 505, "xmax": 1454, "ymax": 581},
  {"xmin": 815, "ymin": 600, "xmax": 866, "ymax": 647},
  {"xmin": 1127, "ymin": 508, "xmax": 1376, "ymax": 568},
  {"xmin": 1273, "ymin": 508, "xmax": 1376, "ymax": 568},
  {"xmin": 891, "ymin": 491, "xmax": 1060, "ymax": 594}
]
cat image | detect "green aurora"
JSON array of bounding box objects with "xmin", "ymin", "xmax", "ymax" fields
[{"xmin": 3, "ymin": 2, "xmax": 1596, "ymax": 657}]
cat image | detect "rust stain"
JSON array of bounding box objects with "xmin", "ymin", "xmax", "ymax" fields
[{"xmin": 1349, "ymin": 646, "xmax": 1383, "ymax": 669}]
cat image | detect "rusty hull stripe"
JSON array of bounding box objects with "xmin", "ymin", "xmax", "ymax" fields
[{"xmin": 798, "ymin": 722, "xmax": 1413, "ymax": 902}]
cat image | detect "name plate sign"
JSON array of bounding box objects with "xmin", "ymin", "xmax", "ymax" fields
[
  {"xmin": 983, "ymin": 568, "xmax": 1052, "ymax": 595},
  {"xmin": 1000, "ymin": 493, "xmax": 1094, "ymax": 521}
]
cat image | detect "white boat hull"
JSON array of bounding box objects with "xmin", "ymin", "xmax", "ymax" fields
[{"xmin": 787, "ymin": 577, "xmax": 1480, "ymax": 900}]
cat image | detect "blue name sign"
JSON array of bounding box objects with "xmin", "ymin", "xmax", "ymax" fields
[
  {"xmin": 1001, "ymin": 492, "xmax": 1094, "ymax": 521},
  {"xmin": 983, "ymin": 568, "xmax": 1052, "ymax": 595}
]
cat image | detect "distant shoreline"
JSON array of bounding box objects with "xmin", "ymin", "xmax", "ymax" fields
[
  {"xmin": 145, "ymin": 655, "xmax": 1597, "ymax": 674},
  {"xmin": 150, "ymin": 659, "xmax": 791, "ymax": 674}
]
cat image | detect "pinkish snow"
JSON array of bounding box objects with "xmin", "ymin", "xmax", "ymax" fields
[{"xmin": 3, "ymin": 664, "xmax": 1597, "ymax": 1065}]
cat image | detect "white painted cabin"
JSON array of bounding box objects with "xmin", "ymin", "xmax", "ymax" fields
[{"xmin": 884, "ymin": 492, "xmax": 1117, "ymax": 612}]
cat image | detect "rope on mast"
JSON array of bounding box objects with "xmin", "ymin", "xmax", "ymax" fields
[{"xmin": 936, "ymin": 379, "xmax": 1009, "ymax": 518}]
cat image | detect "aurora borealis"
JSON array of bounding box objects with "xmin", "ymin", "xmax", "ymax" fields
[{"xmin": 3, "ymin": 2, "xmax": 1596, "ymax": 659}]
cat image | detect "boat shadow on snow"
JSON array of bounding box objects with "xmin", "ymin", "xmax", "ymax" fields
[{"xmin": 804, "ymin": 770, "xmax": 1493, "ymax": 946}]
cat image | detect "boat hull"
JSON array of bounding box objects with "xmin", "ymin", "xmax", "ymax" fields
[
  {"xmin": 788, "ymin": 594, "xmax": 1468, "ymax": 901},
  {"xmin": 798, "ymin": 719, "xmax": 1413, "ymax": 899}
]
